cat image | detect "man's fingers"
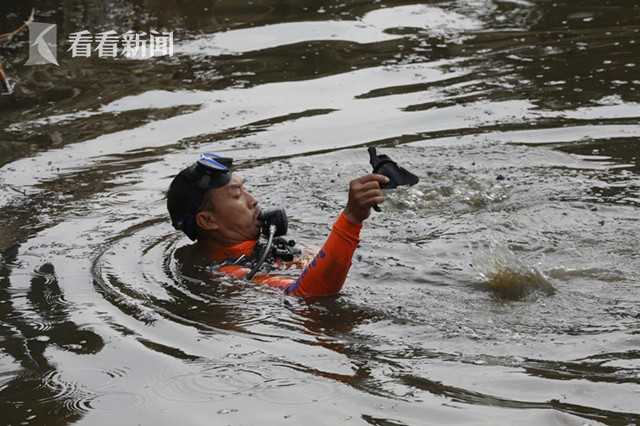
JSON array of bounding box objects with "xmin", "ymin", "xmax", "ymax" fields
[
  {"xmin": 345, "ymin": 173, "xmax": 388, "ymax": 223},
  {"xmin": 358, "ymin": 180, "xmax": 383, "ymax": 191},
  {"xmin": 357, "ymin": 188, "xmax": 384, "ymax": 201},
  {"xmin": 355, "ymin": 190, "xmax": 385, "ymax": 207},
  {"xmin": 363, "ymin": 195, "xmax": 385, "ymax": 207},
  {"xmin": 354, "ymin": 173, "xmax": 389, "ymax": 185}
]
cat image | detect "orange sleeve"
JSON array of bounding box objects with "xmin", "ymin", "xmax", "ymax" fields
[
  {"xmin": 285, "ymin": 211, "xmax": 361, "ymax": 297},
  {"xmin": 216, "ymin": 211, "xmax": 362, "ymax": 297},
  {"xmin": 218, "ymin": 264, "xmax": 294, "ymax": 290}
]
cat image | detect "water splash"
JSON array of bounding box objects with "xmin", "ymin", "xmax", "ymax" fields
[{"xmin": 472, "ymin": 243, "xmax": 555, "ymax": 300}]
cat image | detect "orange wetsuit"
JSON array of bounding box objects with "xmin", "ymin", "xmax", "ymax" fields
[{"xmin": 211, "ymin": 211, "xmax": 361, "ymax": 297}]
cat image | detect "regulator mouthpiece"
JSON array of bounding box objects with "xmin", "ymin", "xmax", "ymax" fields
[{"xmin": 258, "ymin": 208, "xmax": 288, "ymax": 238}]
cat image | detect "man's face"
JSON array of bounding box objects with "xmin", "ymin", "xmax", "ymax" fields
[{"xmin": 198, "ymin": 173, "xmax": 260, "ymax": 243}]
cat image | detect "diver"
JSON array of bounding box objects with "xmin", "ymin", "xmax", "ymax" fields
[{"xmin": 167, "ymin": 150, "xmax": 417, "ymax": 297}]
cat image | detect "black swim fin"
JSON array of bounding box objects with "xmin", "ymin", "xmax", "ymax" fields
[
  {"xmin": 368, "ymin": 147, "xmax": 419, "ymax": 211},
  {"xmin": 369, "ymin": 147, "xmax": 419, "ymax": 188}
]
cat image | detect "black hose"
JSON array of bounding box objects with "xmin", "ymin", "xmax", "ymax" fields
[{"xmin": 246, "ymin": 224, "xmax": 275, "ymax": 280}]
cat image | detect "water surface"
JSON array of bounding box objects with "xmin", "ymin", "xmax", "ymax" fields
[{"xmin": 1, "ymin": 1, "xmax": 639, "ymax": 425}]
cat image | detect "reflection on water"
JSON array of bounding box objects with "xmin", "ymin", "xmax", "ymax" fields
[{"xmin": 1, "ymin": 0, "xmax": 639, "ymax": 424}]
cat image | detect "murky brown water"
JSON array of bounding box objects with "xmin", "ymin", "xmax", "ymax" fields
[{"xmin": 1, "ymin": 1, "xmax": 639, "ymax": 425}]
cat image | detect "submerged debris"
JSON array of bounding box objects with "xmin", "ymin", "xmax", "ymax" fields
[
  {"xmin": 473, "ymin": 244, "xmax": 555, "ymax": 300},
  {"xmin": 481, "ymin": 264, "xmax": 555, "ymax": 300}
]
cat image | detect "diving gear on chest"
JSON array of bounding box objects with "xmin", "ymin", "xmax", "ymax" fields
[{"xmin": 245, "ymin": 208, "xmax": 301, "ymax": 279}]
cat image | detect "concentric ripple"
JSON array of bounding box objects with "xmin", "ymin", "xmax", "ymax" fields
[
  {"xmin": 38, "ymin": 367, "xmax": 139, "ymax": 414},
  {"xmin": 152, "ymin": 364, "xmax": 267, "ymax": 403}
]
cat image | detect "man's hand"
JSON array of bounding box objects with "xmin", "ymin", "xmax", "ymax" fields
[{"xmin": 344, "ymin": 174, "xmax": 389, "ymax": 224}]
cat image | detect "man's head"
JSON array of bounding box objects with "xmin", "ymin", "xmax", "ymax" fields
[{"xmin": 167, "ymin": 153, "xmax": 260, "ymax": 244}]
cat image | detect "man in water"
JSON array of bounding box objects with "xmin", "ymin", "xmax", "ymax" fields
[{"xmin": 167, "ymin": 153, "xmax": 388, "ymax": 297}]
